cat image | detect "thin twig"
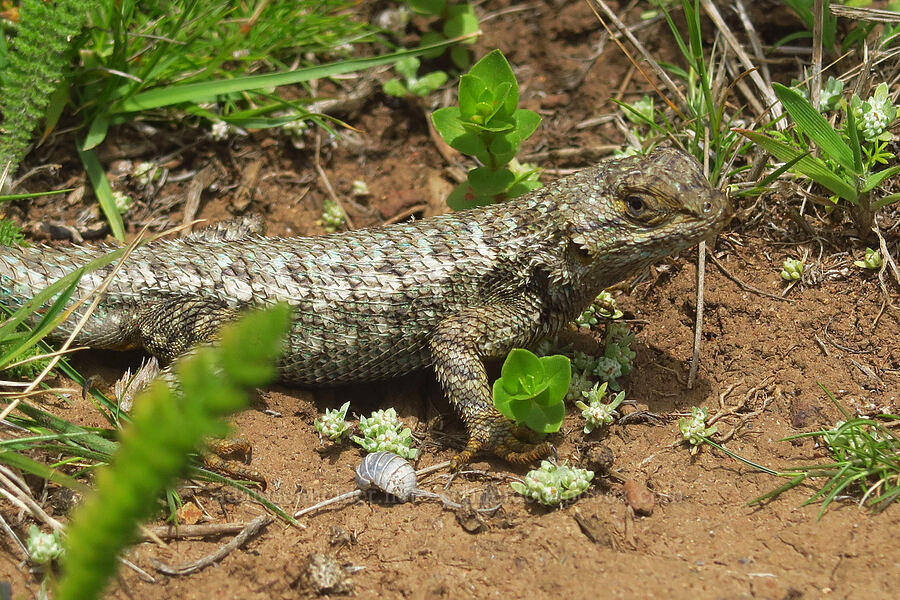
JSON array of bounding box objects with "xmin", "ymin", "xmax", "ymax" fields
[
  {"xmin": 699, "ymin": 0, "xmax": 783, "ymax": 125},
  {"xmin": 314, "ymin": 132, "xmax": 355, "ymax": 230},
  {"xmin": 150, "ymin": 515, "xmax": 272, "ymax": 576},
  {"xmin": 707, "ymin": 252, "xmax": 789, "ymax": 302},
  {"xmin": 0, "ymin": 512, "xmax": 28, "ymax": 559},
  {"xmin": 140, "ymin": 520, "xmax": 269, "ymax": 541},
  {"xmin": 588, "ymin": 0, "xmax": 688, "ymax": 111},
  {"xmin": 687, "ymin": 241, "xmax": 706, "ymax": 390},
  {"xmin": 0, "ymin": 467, "xmax": 63, "ymax": 531}
]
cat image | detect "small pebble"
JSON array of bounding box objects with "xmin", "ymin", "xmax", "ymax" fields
[{"xmin": 623, "ymin": 480, "xmax": 655, "ymax": 516}]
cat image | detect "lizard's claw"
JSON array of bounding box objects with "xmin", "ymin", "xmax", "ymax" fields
[
  {"xmin": 450, "ymin": 417, "xmax": 554, "ymax": 471},
  {"xmin": 202, "ymin": 436, "xmax": 268, "ymax": 489}
]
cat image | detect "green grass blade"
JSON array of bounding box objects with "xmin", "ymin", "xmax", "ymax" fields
[
  {"xmin": 0, "ymin": 188, "xmax": 74, "ymax": 203},
  {"xmin": 873, "ymin": 192, "xmax": 900, "ymax": 210},
  {"xmin": 0, "ymin": 449, "xmax": 92, "ymax": 494},
  {"xmin": 844, "ymin": 97, "xmax": 863, "ymax": 173},
  {"xmin": 117, "ymin": 36, "xmax": 470, "ymax": 113},
  {"xmin": 747, "ymin": 474, "xmax": 807, "ymax": 506},
  {"xmin": 186, "ymin": 466, "xmax": 298, "ymax": 525},
  {"xmin": 700, "ymin": 437, "xmax": 781, "ymax": 475},
  {"xmin": 12, "ymin": 401, "xmax": 119, "ymax": 456},
  {"xmin": 736, "ymin": 128, "xmax": 858, "ymax": 201},
  {"xmin": 77, "ymin": 147, "xmax": 126, "ymax": 242},
  {"xmin": 0, "ymin": 244, "xmax": 124, "ymax": 343},
  {"xmin": 863, "ymin": 165, "xmax": 900, "ymax": 194},
  {"xmin": 817, "ymin": 381, "xmax": 853, "ymax": 419},
  {"xmin": 0, "ymin": 274, "xmax": 81, "ymax": 369},
  {"xmin": 772, "ymin": 83, "xmax": 856, "ymax": 173}
]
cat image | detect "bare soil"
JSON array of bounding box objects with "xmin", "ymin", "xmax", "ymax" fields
[{"xmin": 2, "ymin": 2, "xmax": 899, "ymax": 599}]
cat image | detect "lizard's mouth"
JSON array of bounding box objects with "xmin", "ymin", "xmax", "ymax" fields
[{"xmin": 704, "ymin": 187, "xmax": 733, "ymax": 240}]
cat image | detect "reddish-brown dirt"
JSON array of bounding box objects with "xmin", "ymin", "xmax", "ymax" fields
[{"xmin": 2, "ymin": 2, "xmax": 899, "ymax": 599}]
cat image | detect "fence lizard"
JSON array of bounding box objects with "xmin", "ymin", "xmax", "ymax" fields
[{"xmin": 1, "ymin": 147, "xmax": 731, "ymax": 468}]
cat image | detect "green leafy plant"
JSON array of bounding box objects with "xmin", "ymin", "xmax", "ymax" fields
[
  {"xmin": 314, "ymin": 401, "xmax": 351, "ymax": 441},
  {"xmin": 492, "ymin": 348, "xmax": 570, "ymax": 434},
  {"xmin": 510, "ymin": 460, "xmax": 594, "ymax": 506},
  {"xmin": 383, "ymin": 56, "xmax": 448, "ymax": 98},
  {"xmin": 575, "ymin": 382, "xmax": 625, "ymax": 434},
  {"xmin": 575, "ymin": 290, "xmax": 624, "ymax": 328},
  {"xmin": 651, "ymin": 0, "xmax": 749, "ymax": 187},
  {"xmin": 0, "ymin": 1, "xmax": 462, "ymax": 239},
  {"xmin": 780, "ymin": 257, "xmax": 805, "ymax": 281},
  {"xmin": 0, "ymin": 217, "xmax": 25, "ymax": 247},
  {"xmin": 407, "ymin": 0, "xmax": 479, "ymax": 70},
  {"xmin": 26, "ymin": 525, "xmax": 65, "ymax": 565},
  {"xmin": 352, "ymin": 407, "xmax": 418, "ymax": 459},
  {"xmin": 317, "ymin": 198, "xmax": 348, "ymax": 233},
  {"xmin": 854, "ymin": 248, "xmax": 883, "ymax": 270},
  {"xmin": 737, "ymin": 82, "xmax": 900, "ymax": 237},
  {"xmin": 704, "ymin": 386, "xmax": 899, "ymax": 518},
  {"xmin": 0, "ymin": 0, "xmax": 97, "ymax": 188},
  {"xmin": 54, "ymin": 304, "xmax": 291, "ymax": 600},
  {"xmin": 431, "ymin": 49, "xmax": 542, "ymax": 209},
  {"xmin": 572, "ymin": 322, "xmax": 636, "ymax": 392}
]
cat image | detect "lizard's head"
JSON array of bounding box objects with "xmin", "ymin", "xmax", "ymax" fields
[{"xmin": 563, "ymin": 146, "xmax": 731, "ymax": 284}]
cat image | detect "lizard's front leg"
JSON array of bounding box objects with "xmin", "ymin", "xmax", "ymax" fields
[{"xmin": 430, "ymin": 303, "xmax": 555, "ymax": 469}]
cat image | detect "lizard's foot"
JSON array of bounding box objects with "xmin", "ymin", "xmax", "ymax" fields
[
  {"xmin": 203, "ymin": 436, "xmax": 267, "ymax": 489},
  {"xmin": 450, "ymin": 418, "xmax": 555, "ymax": 470}
]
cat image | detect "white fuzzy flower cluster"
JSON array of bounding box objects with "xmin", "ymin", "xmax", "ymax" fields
[
  {"xmin": 319, "ymin": 198, "xmax": 347, "ymax": 233},
  {"xmin": 575, "ymin": 382, "xmax": 625, "ymax": 434},
  {"xmin": 679, "ymin": 406, "xmax": 717, "ymax": 453},
  {"xmin": 313, "ymin": 401, "xmax": 350, "ymax": 441},
  {"xmin": 112, "ymin": 190, "xmax": 132, "ymax": 215},
  {"xmin": 26, "ymin": 525, "xmax": 64, "ymax": 564},
  {"xmin": 852, "ymin": 83, "xmax": 898, "ymax": 142},
  {"xmin": 510, "ymin": 461, "xmax": 594, "ymax": 506},
  {"xmin": 210, "ymin": 120, "xmax": 230, "ymax": 141},
  {"xmin": 352, "ymin": 408, "xmax": 418, "ymax": 459}
]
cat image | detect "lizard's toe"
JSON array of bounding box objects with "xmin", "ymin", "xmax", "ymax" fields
[{"xmin": 492, "ymin": 438, "xmax": 555, "ymax": 464}]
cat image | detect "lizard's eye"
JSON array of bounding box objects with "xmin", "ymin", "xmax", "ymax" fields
[{"xmin": 624, "ymin": 194, "xmax": 650, "ymax": 219}]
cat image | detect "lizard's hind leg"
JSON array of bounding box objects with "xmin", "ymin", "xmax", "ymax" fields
[
  {"xmin": 134, "ymin": 297, "xmax": 240, "ymax": 363},
  {"xmin": 132, "ymin": 297, "xmax": 267, "ymax": 485}
]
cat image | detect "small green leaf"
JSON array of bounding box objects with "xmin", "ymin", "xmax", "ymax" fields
[
  {"xmin": 512, "ymin": 108, "xmax": 541, "ymax": 141},
  {"xmin": 505, "ymin": 179, "xmax": 543, "ymax": 198},
  {"xmin": 83, "ymin": 113, "xmax": 111, "ymax": 151},
  {"xmin": 519, "ymin": 398, "xmax": 565, "ymax": 433},
  {"xmin": 468, "ymin": 50, "xmax": 518, "ymax": 116},
  {"xmin": 444, "ymin": 4, "xmax": 479, "ymax": 42},
  {"xmin": 468, "ymin": 167, "xmax": 515, "ymax": 196},
  {"xmin": 862, "ymin": 165, "xmax": 900, "ymax": 194},
  {"xmin": 539, "ymin": 354, "xmax": 571, "ymax": 407},
  {"xmin": 382, "ymin": 79, "xmax": 408, "ymax": 98},
  {"xmin": 457, "ymin": 74, "xmax": 485, "ymax": 120},
  {"xmin": 412, "ymin": 71, "xmax": 448, "ymax": 95},
  {"xmin": 773, "ymin": 83, "xmax": 856, "ymax": 173},
  {"xmin": 408, "ymin": 0, "xmax": 446, "ymax": 16},
  {"xmin": 736, "ymin": 129, "xmax": 858, "ymax": 201},
  {"xmin": 500, "ymin": 348, "xmax": 546, "ymax": 397},
  {"xmin": 449, "ymin": 45, "xmax": 471, "ymax": 70},
  {"xmin": 873, "ymin": 192, "xmax": 900, "ymax": 210},
  {"xmin": 394, "ymin": 56, "xmax": 420, "ymax": 81}
]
